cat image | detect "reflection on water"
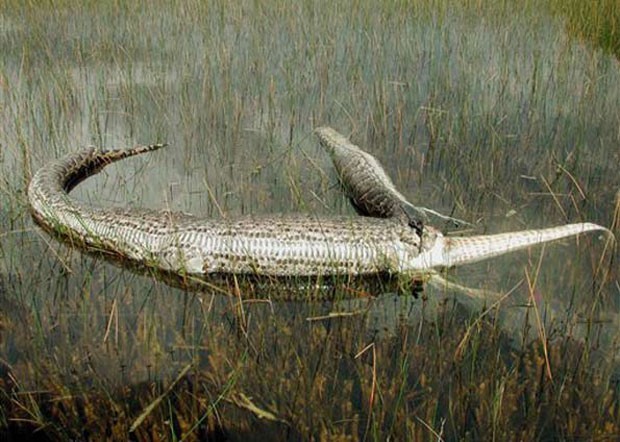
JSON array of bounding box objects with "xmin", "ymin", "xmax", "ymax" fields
[{"xmin": 1, "ymin": 241, "xmax": 617, "ymax": 391}]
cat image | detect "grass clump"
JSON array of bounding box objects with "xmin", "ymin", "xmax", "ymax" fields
[
  {"xmin": 1, "ymin": 296, "xmax": 618, "ymax": 440},
  {"xmin": 549, "ymin": 0, "xmax": 620, "ymax": 60}
]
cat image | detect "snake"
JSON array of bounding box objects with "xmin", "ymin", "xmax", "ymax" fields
[{"xmin": 27, "ymin": 127, "xmax": 611, "ymax": 298}]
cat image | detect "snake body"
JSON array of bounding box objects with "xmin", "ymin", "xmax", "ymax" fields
[
  {"xmin": 315, "ymin": 127, "xmax": 470, "ymax": 227},
  {"xmin": 27, "ymin": 129, "xmax": 610, "ymax": 296}
]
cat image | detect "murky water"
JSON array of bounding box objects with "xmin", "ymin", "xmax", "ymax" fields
[{"xmin": 0, "ymin": 1, "xmax": 618, "ymax": 438}]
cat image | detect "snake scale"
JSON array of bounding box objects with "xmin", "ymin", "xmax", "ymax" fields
[{"xmin": 27, "ymin": 127, "xmax": 610, "ymax": 297}]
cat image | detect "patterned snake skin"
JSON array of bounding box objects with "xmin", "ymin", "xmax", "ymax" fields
[
  {"xmin": 27, "ymin": 129, "xmax": 611, "ymax": 297},
  {"xmin": 315, "ymin": 127, "xmax": 470, "ymax": 227}
]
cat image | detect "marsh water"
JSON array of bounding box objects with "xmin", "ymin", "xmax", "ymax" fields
[{"xmin": 1, "ymin": 1, "xmax": 619, "ymax": 439}]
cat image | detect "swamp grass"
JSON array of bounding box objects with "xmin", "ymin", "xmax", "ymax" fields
[
  {"xmin": 0, "ymin": 0, "xmax": 619, "ymax": 440},
  {"xmin": 549, "ymin": 0, "xmax": 620, "ymax": 60}
]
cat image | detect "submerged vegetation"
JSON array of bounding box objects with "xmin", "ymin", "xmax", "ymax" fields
[{"xmin": 0, "ymin": 0, "xmax": 619, "ymax": 440}]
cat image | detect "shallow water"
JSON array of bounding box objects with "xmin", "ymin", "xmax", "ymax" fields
[{"xmin": 0, "ymin": 1, "xmax": 618, "ymax": 438}]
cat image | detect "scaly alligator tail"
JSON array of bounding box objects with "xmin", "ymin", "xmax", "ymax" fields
[{"xmin": 441, "ymin": 223, "xmax": 613, "ymax": 268}]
